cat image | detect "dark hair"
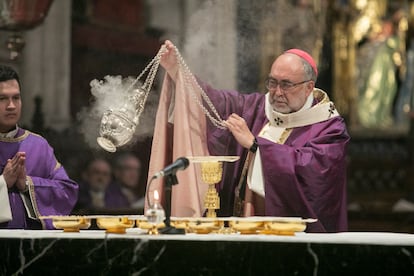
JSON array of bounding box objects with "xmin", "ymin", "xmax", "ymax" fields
[
  {"xmin": 113, "ymin": 152, "xmax": 141, "ymax": 169},
  {"xmin": 0, "ymin": 65, "xmax": 20, "ymax": 88}
]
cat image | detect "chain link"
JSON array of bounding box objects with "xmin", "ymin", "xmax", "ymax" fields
[
  {"xmin": 126, "ymin": 45, "xmax": 166, "ymax": 119},
  {"xmin": 173, "ymin": 46, "xmax": 226, "ymax": 129},
  {"xmin": 128, "ymin": 44, "xmax": 226, "ymax": 130}
]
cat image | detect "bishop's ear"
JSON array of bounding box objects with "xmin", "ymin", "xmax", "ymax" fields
[{"xmin": 305, "ymin": 80, "xmax": 315, "ymax": 96}]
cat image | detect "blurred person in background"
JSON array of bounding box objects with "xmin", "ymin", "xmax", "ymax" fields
[
  {"xmin": 113, "ymin": 152, "xmax": 145, "ymax": 210},
  {"xmin": 74, "ymin": 157, "xmax": 128, "ymax": 214}
]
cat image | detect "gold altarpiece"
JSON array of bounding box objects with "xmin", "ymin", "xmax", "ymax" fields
[
  {"xmin": 258, "ymin": 0, "xmax": 413, "ymax": 135},
  {"xmin": 258, "ymin": 0, "xmax": 327, "ymax": 91},
  {"xmin": 332, "ymin": 0, "xmax": 411, "ymax": 135}
]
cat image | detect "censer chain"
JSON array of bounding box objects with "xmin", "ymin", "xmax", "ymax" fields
[
  {"xmin": 173, "ymin": 46, "xmax": 226, "ymax": 129},
  {"xmin": 126, "ymin": 44, "xmax": 226, "ymax": 130}
]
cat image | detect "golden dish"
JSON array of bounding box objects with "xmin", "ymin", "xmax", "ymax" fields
[
  {"xmin": 136, "ymin": 220, "xmax": 165, "ymax": 230},
  {"xmin": 185, "ymin": 217, "xmax": 224, "ymax": 234},
  {"xmin": 169, "ymin": 217, "xmax": 189, "ymax": 230},
  {"xmin": 228, "ymin": 217, "xmax": 317, "ymax": 235},
  {"xmin": 186, "ymin": 156, "xmax": 240, "ymax": 163},
  {"xmin": 228, "ymin": 218, "xmax": 265, "ymax": 234},
  {"xmin": 261, "ymin": 217, "xmax": 317, "ymax": 235},
  {"xmin": 96, "ymin": 216, "xmax": 135, "ymax": 234},
  {"xmin": 40, "ymin": 216, "xmax": 91, "ymax": 232}
]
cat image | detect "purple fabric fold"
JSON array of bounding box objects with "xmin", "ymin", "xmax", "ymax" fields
[{"xmin": 202, "ymin": 83, "xmax": 350, "ymax": 232}]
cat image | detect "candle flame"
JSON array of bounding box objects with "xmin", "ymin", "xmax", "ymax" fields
[{"xmin": 154, "ymin": 190, "xmax": 159, "ymax": 201}]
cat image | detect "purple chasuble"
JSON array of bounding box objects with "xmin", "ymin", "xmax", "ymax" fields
[
  {"xmin": 0, "ymin": 128, "xmax": 78, "ymax": 229},
  {"xmin": 202, "ymin": 83, "xmax": 350, "ymax": 232}
]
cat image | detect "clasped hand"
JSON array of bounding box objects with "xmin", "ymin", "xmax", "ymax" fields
[{"xmin": 3, "ymin": 152, "xmax": 27, "ymax": 191}]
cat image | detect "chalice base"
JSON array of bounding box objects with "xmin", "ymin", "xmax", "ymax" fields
[
  {"xmin": 148, "ymin": 226, "xmax": 159, "ymax": 235},
  {"xmin": 206, "ymin": 209, "xmax": 217, "ymax": 218}
]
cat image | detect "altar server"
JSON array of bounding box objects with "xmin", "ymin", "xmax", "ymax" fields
[{"xmin": 0, "ymin": 65, "xmax": 78, "ymax": 229}]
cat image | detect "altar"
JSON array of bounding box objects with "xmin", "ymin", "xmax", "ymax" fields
[{"xmin": 1, "ymin": 230, "xmax": 414, "ymax": 275}]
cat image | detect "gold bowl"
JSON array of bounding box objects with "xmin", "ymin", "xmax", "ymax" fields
[
  {"xmin": 260, "ymin": 217, "xmax": 317, "ymax": 235},
  {"xmin": 170, "ymin": 217, "xmax": 189, "ymax": 230},
  {"xmin": 228, "ymin": 217, "xmax": 265, "ymax": 234},
  {"xmin": 186, "ymin": 217, "xmax": 223, "ymax": 234},
  {"xmin": 47, "ymin": 216, "xmax": 91, "ymax": 232},
  {"xmin": 96, "ymin": 216, "xmax": 135, "ymax": 234},
  {"xmin": 136, "ymin": 220, "xmax": 165, "ymax": 230},
  {"xmin": 135, "ymin": 216, "xmax": 165, "ymax": 235}
]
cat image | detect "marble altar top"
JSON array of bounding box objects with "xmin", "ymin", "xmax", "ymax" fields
[{"xmin": 1, "ymin": 229, "xmax": 414, "ymax": 246}]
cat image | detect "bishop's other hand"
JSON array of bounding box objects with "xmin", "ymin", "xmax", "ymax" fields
[
  {"xmin": 160, "ymin": 40, "xmax": 179, "ymax": 81},
  {"xmin": 224, "ymin": 113, "xmax": 255, "ymax": 149}
]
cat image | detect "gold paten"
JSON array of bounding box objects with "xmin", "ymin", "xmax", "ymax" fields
[
  {"xmin": 40, "ymin": 214, "xmax": 317, "ymax": 236},
  {"xmin": 186, "ymin": 217, "xmax": 224, "ymax": 234},
  {"xmin": 135, "ymin": 218, "xmax": 165, "ymax": 235},
  {"xmin": 41, "ymin": 216, "xmax": 91, "ymax": 232},
  {"xmin": 229, "ymin": 218, "xmax": 265, "ymax": 235},
  {"xmin": 96, "ymin": 216, "xmax": 135, "ymax": 234},
  {"xmin": 228, "ymin": 217, "xmax": 317, "ymax": 235}
]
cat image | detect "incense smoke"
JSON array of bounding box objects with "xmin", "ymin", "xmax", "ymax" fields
[
  {"xmin": 77, "ymin": 75, "xmax": 158, "ymax": 149},
  {"xmin": 78, "ymin": 0, "xmax": 322, "ymax": 150}
]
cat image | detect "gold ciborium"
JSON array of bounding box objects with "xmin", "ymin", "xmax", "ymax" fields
[{"xmin": 188, "ymin": 156, "xmax": 240, "ymax": 218}]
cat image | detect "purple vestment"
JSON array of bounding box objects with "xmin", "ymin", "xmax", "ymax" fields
[
  {"xmin": 75, "ymin": 181, "xmax": 130, "ymax": 212},
  {"xmin": 202, "ymin": 84, "xmax": 350, "ymax": 232},
  {"xmin": 0, "ymin": 128, "xmax": 78, "ymax": 229}
]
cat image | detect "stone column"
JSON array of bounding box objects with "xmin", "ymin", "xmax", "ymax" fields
[
  {"xmin": 183, "ymin": 0, "xmax": 237, "ymax": 90},
  {"xmin": 147, "ymin": 0, "xmax": 237, "ymax": 90},
  {"xmin": 20, "ymin": 0, "xmax": 72, "ymax": 131}
]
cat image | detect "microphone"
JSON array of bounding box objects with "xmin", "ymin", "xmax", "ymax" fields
[{"xmin": 154, "ymin": 157, "xmax": 190, "ymax": 179}]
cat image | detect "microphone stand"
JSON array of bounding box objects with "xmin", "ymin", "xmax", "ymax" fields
[{"xmin": 159, "ymin": 173, "xmax": 185, "ymax": 234}]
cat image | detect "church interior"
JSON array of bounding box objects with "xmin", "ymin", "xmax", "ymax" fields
[
  {"xmin": 4, "ymin": 0, "xmax": 414, "ymax": 274},
  {"xmin": 1, "ymin": 0, "xmax": 414, "ymax": 233}
]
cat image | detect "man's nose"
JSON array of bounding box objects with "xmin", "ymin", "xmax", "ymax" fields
[
  {"xmin": 6, "ymin": 99, "xmax": 16, "ymax": 109},
  {"xmin": 272, "ymin": 86, "xmax": 284, "ymax": 96}
]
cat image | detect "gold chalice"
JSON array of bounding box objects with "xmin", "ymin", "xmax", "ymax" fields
[
  {"xmin": 201, "ymin": 161, "xmax": 222, "ymax": 218},
  {"xmin": 188, "ymin": 156, "xmax": 240, "ymax": 218}
]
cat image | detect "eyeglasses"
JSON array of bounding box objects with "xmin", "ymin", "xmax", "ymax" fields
[{"xmin": 265, "ymin": 77, "xmax": 311, "ymax": 92}]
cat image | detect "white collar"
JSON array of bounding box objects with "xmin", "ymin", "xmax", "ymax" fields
[
  {"xmin": 0, "ymin": 125, "xmax": 18, "ymax": 138},
  {"xmin": 265, "ymin": 89, "xmax": 340, "ymax": 128}
]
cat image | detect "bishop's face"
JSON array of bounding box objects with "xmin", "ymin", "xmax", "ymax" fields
[
  {"xmin": 0, "ymin": 79, "xmax": 21, "ymax": 133},
  {"xmin": 267, "ymin": 54, "xmax": 314, "ymax": 114}
]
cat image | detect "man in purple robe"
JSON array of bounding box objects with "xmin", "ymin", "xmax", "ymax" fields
[
  {"xmin": 0, "ymin": 65, "xmax": 78, "ymax": 229},
  {"xmin": 159, "ymin": 41, "xmax": 349, "ymax": 232}
]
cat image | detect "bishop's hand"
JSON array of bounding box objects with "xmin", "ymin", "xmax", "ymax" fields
[
  {"xmin": 160, "ymin": 40, "xmax": 179, "ymax": 81},
  {"xmin": 224, "ymin": 113, "xmax": 255, "ymax": 149}
]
